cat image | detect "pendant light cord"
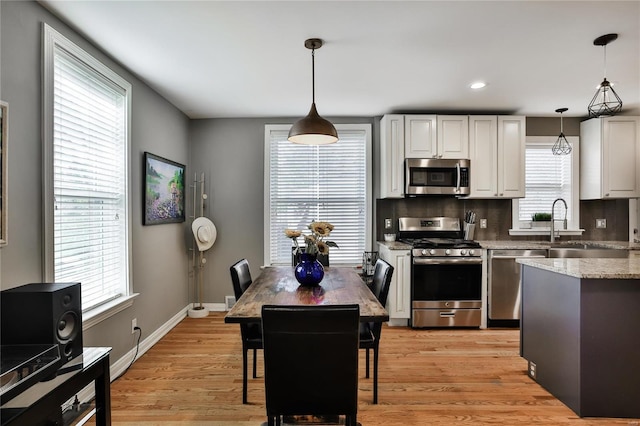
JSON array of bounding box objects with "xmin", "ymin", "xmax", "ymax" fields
[
  {"xmin": 311, "ymin": 47, "xmax": 316, "ymax": 104},
  {"xmin": 603, "ymin": 45, "xmax": 607, "ymax": 79}
]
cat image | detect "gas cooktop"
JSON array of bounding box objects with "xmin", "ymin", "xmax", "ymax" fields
[{"xmin": 400, "ymin": 237, "xmax": 481, "ymax": 249}]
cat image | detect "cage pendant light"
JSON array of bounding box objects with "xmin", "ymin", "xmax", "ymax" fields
[
  {"xmin": 587, "ymin": 33, "xmax": 622, "ymax": 118},
  {"xmin": 288, "ymin": 38, "xmax": 338, "ymax": 145},
  {"xmin": 552, "ymin": 108, "xmax": 572, "ymax": 155}
]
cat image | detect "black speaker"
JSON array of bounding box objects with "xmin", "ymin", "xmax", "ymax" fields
[{"xmin": 1, "ymin": 282, "xmax": 83, "ymax": 362}]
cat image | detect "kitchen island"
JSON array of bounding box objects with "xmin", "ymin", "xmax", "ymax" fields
[{"xmin": 517, "ymin": 257, "xmax": 640, "ymax": 418}]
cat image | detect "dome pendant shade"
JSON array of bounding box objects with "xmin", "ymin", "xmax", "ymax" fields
[
  {"xmin": 288, "ymin": 38, "xmax": 338, "ymax": 145},
  {"xmin": 552, "ymin": 107, "xmax": 572, "ymax": 156},
  {"xmin": 588, "ymin": 78, "xmax": 623, "ymax": 118},
  {"xmin": 288, "ymin": 103, "xmax": 338, "ymax": 145}
]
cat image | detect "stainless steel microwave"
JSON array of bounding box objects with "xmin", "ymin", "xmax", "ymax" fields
[{"xmin": 405, "ymin": 158, "xmax": 470, "ymax": 196}]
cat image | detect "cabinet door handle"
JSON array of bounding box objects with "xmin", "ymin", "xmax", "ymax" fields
[
  {"xmin": 499, "ymin": 193, "xmax": 503, "ymax": 196},
  {"xmin": 605, "ymin": 193, "xmax": 610, "ymax": 197}
]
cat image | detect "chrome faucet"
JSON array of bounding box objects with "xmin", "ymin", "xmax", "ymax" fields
[{"xmin": 550, "ymin": 198, "xmax": 568, "ymax": 243}]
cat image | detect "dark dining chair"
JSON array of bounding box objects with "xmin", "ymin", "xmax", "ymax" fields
[
  {"xmin": 359, "ymin": 258, "xmax": 394, "ymax": 404},
  {"xmin": 229, "ymin": 258, "xmax": 263, "ymax": 404},
  {"xmin": 261, "ymin": 304, "xmax": 360, "ymax": 426}
]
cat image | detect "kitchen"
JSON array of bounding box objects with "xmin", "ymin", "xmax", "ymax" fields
[{"xmin": 1, "ymin": 1, "xmax": 640, "ymax": 424}]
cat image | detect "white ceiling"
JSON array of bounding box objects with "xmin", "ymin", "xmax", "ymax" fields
[{"xmin": 39, "ymin": 1, "xmax": 640, "ymax": 119}]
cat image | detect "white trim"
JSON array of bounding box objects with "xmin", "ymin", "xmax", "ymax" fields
[
  {"xmin": 512, "ymin": 136, "xmax": 580, "ymax": 232},
  {"xmin": 263, "ymin": 123, "xmax": 372, "ymax": 266},
  {"xmin": 82, "ymin": 294, "xmax": 139, "ymax": 331},
  {"xmin": 42, "ymin": 23, "xmax": 133, "ymax": 322}
]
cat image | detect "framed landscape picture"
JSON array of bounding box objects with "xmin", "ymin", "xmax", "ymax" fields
[{"xmin": 144, "ymin": 152, "xmax": 185, "ymax": 225}]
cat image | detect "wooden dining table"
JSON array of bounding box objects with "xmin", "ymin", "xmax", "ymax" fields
[{"xmin": 224, "ymin": 266, "xmax": 389, "ymax": 324}]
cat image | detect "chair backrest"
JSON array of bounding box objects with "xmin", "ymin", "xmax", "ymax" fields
[
  {"xmin": 371, "ymin": 259, "xmax": 394, "ymax": 308},
  {"xmin": 261, "ymin": 304, "xmax": 360, "ymax": 418},
  {"xmin": 230, "ymin": 258, "xmax": 252, "ymax": 300},
  {"xmin": 369, "ymin": 259, "xmax": 394, "ymax": 337}
]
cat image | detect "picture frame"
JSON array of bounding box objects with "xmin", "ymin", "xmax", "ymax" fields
[
  {"xmin": 144, "ymin": 152, "xmax": 185, "ymax": 225},
  {"xmin": 1, "ymin": 101, "xmax": 7, "ymax": 246}
]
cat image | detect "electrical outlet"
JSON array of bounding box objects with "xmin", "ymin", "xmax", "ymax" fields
[
  {"xmin": 528, "ymin": 361, "xmax": 536, "ymax": 379},
  {"xmin": 596, "ymin": 218, "xmax": 607, "ymax": 229},
  {"xmin": 480, "ymin": 218, "xmax": 487, "ymax": 229},
  {"xmin": 131, "ymin": 318, "xmax": 137, "ymax": 334},
  {"xmin": 384, "ymin": 218, "xmax": 392, "ymax": 229}
]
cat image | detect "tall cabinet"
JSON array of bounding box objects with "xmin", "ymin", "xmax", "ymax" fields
[
  {"xmin": 468, "ymin": 116, "xmax": 526, "ymax": 198},
  {"xmin": 379, "ymin": 115, "xmax": 405, "ymax": 198},
  {"xmin": 580, "ymin": 116, "xmax": 640, "ymax": 199}
]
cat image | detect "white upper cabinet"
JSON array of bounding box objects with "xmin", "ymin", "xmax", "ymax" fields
[
  {"xmin": 580, "ymin": 116, "xmax": 640, "ymax": 200},
  {"xmin": 404, "ymin": 115, "xmax": 469, "ymax": 159},
  {"xmin": 468, "ymin": 116, "xmax": 525, "ymax": 198},
  {"xmin": 404, "ymin": 115, "xmax": 437, "ymax": 158},
  {"xmin": 437, "ymin": 115, "xmax": 469, "ymax": 159},
  {"xmin": 379, "ymin": 114, "xmax": 405, "ymax": 198}
]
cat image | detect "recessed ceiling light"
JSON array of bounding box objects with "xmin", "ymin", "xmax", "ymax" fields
[{"xmin": 470, "ymin": 82, "xmax": 487, "ymax": 90}]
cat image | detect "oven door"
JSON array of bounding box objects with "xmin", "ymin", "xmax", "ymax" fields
[{"xmin": 411, "ymin": 257, "xmax": 482, "ymax": 327}]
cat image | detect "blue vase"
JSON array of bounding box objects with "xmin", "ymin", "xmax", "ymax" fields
[{"xmin": 294, "ymin": 252, "xmax": 325, "ymax": 286}]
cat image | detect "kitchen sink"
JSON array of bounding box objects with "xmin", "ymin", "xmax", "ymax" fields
[{"xmin": 547, "ymin": 246, "xmax": 628, "ymax": 258}]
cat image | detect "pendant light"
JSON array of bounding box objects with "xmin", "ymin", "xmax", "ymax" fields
[
  {"xmin": 552, "ymin": 108, "xmax": 571, "ymax": 155},
  {"xmin": 587, "ymin": 33, "xmax": 622, "ymax": 118},
  {"xmin": 288, "ymin": 38, "xmax": 338, "ymax": 145}
]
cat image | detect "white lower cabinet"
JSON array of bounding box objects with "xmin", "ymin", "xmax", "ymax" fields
[{"xmin": 378, "ymin": 244, "xmax": 411, "ymax": 326}]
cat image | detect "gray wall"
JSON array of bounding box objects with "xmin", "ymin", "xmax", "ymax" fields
[
  {"xmin": 0, "ymin": 1, "xmax": 190, "ymax": 363},
  {"xmin": 189, "ymin": 117, "xmax": 375, "ymax": 304}
]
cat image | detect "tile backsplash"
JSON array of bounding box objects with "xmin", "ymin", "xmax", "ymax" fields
[{"xmin": 376, "ymin": 197, "xmax": 629, "ymax": 241}]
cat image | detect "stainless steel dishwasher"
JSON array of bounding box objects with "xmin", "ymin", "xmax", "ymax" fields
[{"xmin": 488, "ymin": 249, "xmax": 547, "ymax": 326}]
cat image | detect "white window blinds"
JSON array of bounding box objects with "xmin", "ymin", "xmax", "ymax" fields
[
  {"xmin": 518, "ymin": 142, "xmax": 573, "ymax": 223},
  {"xmin": 266, "ymin": 125, "xmax": 371, "ymax": 265},
  {"xmin": 44, "ymin": 25, "xmax": 131, "ymax": 313}
]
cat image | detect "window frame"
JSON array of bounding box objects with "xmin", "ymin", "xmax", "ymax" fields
[
  {"xmin": 263, "ymin": 124, "xmax": 372, "ymax": 266},
  {"xmin": 42, "ymin": 24, "xmax": 135, "ymax": 329},
  {"xmin": 510, "ymin": 135, "xmax": 583, "ymax": 236}
]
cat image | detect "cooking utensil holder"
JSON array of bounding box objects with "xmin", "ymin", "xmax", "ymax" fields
[{"xmin": 464, "ymin": 223, "xmax": 476, "ymax": 240}]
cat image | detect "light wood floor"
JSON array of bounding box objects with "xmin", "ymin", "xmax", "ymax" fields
[{"xmin": 90, "ymin": 312, "xmax": 639, "ymax": 425}]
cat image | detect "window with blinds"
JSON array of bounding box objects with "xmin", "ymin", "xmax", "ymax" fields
[
  {"xmin": 43, "ymin": 24, "xmax": 131, "ymax": 313},
  {"xmin": 265, "ymin": 124, "xmax": 371, "ymax": 266},
  {"xmin": 512, "ymin": 136, "xmax": 579, "ymax": 230}
]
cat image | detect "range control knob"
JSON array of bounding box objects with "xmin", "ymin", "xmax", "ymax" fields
[
  {"xmin": 445, "ymin": 249, "xmax": 451, "ymax": 255},
  {"xmin": 421, "ymin": 249, "xmax": 428, "ymax": 256},
  {"xmin": 460, "ymin": 249, "xmax": 468, "ymax": 256},
  {"xmin": 469, "ymin": 249, "xmax": 476, "ymax": 256},
  {"xmin": 429, "ymin": 249, "xmax": 436, "ymax": 256}
]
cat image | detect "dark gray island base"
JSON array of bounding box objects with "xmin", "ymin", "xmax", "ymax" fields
[{"xmin": 519, "ymin": 259, "xmax": 640, "ymax": 419}]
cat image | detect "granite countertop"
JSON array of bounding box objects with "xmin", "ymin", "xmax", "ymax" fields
[
  {"xmin": 378, "ymin": 240, "xmax": 640, "ymax": 251},
  {"xmin": 476, "ymin": 240, "xmax": 640, "ymax": 250},
  {"xmin": 377, "ymin": 241, "xmax": 412, "ymax": 250},
  {"xmin": 517, "ymin": 257, "xmax": 640, "ymax": 279}
]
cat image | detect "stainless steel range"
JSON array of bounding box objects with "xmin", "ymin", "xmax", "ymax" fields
[{"xmin": 398, "ymin": 217, "xmax": 482, "ymax": 328}]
